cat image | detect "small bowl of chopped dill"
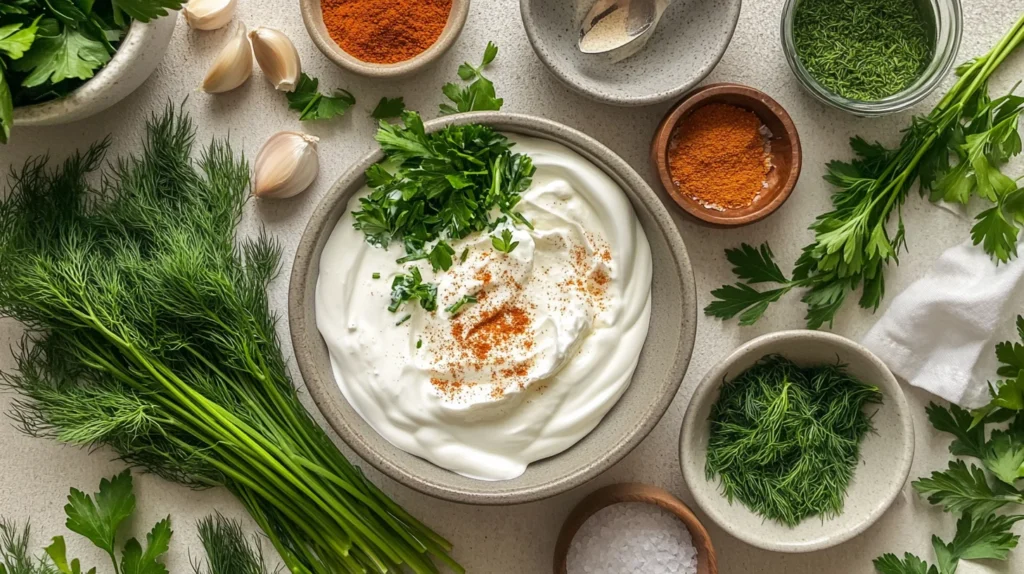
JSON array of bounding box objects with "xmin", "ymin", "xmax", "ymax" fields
[
  {"xmin": 781, "ymin": 0, "xmax": 963, "ymax": 115},
  {"xmin": 679, "ymin": 330, "xmax": 915, "ymax": 553}
]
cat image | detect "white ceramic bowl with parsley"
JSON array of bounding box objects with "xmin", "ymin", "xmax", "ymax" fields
[{"xmin": 11, "ymin": 15, "xmax": 177, "ymax": 128}]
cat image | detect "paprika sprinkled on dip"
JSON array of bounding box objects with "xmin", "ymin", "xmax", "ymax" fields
[
  {"xmin": 320, "ymin": 0, "xmax": 453, "ymax": 64},
  {"xmin": 667, "ymin": 103, "xmax": 772, "ymax": 210},
  {"xmin": 314, "ymin": 134, "xmax": 654, "ymax": 481}
]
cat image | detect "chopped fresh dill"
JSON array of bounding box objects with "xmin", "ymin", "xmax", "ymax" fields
[
  {"xmin": 396, "ymin": 314, "xmax": 412, "ymax": 326},
  {"xmin": 445, "ymin": 294, "xmax": 478, "ymax": 316},
  {"xmin": 705, "ymin": 355, "xmax": 883, "ymax": 526},
  {"xmin": 793, "ymin": 0, "xmax": 932, "ymax": 101}
]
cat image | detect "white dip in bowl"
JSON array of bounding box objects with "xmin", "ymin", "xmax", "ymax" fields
[{"xmin": 315, "ymin": 134, "xmax": 653, "ymax": 480}]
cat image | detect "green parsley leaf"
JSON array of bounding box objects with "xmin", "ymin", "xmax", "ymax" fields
[
  {"xmin": 705, "ymin": 284, "xmax": 790, "ymax": 326},
  {"xmin": 491, "ymin": 229, "xmax": 518, "ymax": 254},
  {"xmin": 996, "ymin": 318, "xmax": 1024, "ymax": 377},
  {"xmin": 45, "ymin": 536, "xmax": 97, "ymax": 574},
  {"xmin": 428, "ymin": 241, "xmax": 455, "ymax": 271},
  {"xmin": 445, "ymin": 294, "xmax": 477, "ymax": 316},
  {"xmin": 64, "ymin": 470, "xmax": 135, "ymax": 557},
  {"xmin": 927, "ymin": 403, "xmax": 987, "ymax": 458},
  {"xmin": 0, "ymin": 17, "xmax": 40, "ymax": 60},
  {"xmin": 371, "ymin": 96, "xmax": 405, "ymax": 119},
  {"xmin": 13, "ymin": 19, "xmax": 111, "ymax": 88},
  {"xmin": 119, "ymin": 517, "xmax": 172, "ymax": 574},
  {"xmin": 913, "ymin": 460, "xmax": 1024, "ymax": 515},
  {"xmin": 941, "ymin": 512, "xmax": 1024, "ymax": 564},
  {"xmin": 439, "ymin": 42, "xmax": 503, "ymax": 115},
  {"xmin": 110, "ymin": 0, "xmax": 184, "ymax": 23},
  {"xmin": 725, "ymin": 243, "xmax": 790, "ymax": 284},
  {"xmin": 388, "ymin": 267, "xmax": 437, "ymax": 313},
  {"xmin": 873, "ymin": 553, "xmax": 937, "ymax": 574},
  {"xmin": 983, "ymin": 429, "xmax": 1024, "ymax": 485},
  {"xmin": 42, "ymin": 0, "xmax": 88, "ymax": 26},
  {"xmin": 286, "ymin": 73, "xmax": 355, "ymax": 121}
]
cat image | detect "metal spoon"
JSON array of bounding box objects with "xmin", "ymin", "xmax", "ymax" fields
[{"xmin": 578, "ymin": 0, "xmax": 672, "ymax": 61}]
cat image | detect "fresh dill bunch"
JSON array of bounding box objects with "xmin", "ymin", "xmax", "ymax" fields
[
  {"xmin": 793, "ymin": 0, "xmax": 932, "ymax": 101},
  {"xmin": 0, "ymin": 104, "xmax": 459, "ymax": 574},
  {"xmin": 192, "ymin": 514, "xmax": 276, "ymax": 574},
  {"xmin": 705, "ymin": 355, "xmax": 883, "ymax": 527}
]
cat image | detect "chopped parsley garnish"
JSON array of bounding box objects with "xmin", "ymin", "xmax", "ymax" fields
[
  {"xmin": 416, "ymin": 339, "xmax": 423, "ymax": 349},
  {"xmin": 459, "ymin": 248, "xmax": 469, "ymax": 263},
  {"xmin": 491, "ymin": 229, "xmax": 519, "ymax": 254},
  {"xmin": 440, "ymin": 42, "xmax": 501, "ymax": 115},
  {"xmin": 372, "ymin": 272, "xmax": 380, "ymax": 279},
  {"xmin": 395, "ymin": 314, "xmax": 412, "ymax": 326},
  {"xmin": 445, "ymin": 294, "xmax": 478, "ymax": 316},
  {"xmin": 388, "ymin": 267, "xmax": 437, "ymax": 313},
  {"xmin": 352, "ymin": 111, "xmax": 535, "ymax": 271}
]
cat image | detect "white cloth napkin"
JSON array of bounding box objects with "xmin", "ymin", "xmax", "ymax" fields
[{"xmin": 862, "ymin": 239, "xmax": 1024, "ymax": 408}]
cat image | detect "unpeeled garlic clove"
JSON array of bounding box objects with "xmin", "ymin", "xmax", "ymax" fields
[
  {"xmin": 249, "ymin": 27, "xmax": 302, "ymax": 92},
  {"xmin": 202, "ymin": 23, "xmax": 252, "ymax": 93},
  {"xmin": 183, "ymin": 0, "xmax": 236, "ymax": 30},
  {"xmin": 253, "ymin": 132, "xmax": 320, "ymax": 199}
]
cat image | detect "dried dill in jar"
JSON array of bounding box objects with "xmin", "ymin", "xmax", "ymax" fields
[
  {"xmin": 793, "ymin": 0, "xmax": 932, "ymax": 101},
  {"xmin": 704, "ymin": 355, "xmax": 883, "ymax": 526}
]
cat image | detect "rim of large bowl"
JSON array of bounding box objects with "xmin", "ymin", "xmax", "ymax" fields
[{"xmin": 289, "ymin": 112, "xmax": 697, "ymax": 505}]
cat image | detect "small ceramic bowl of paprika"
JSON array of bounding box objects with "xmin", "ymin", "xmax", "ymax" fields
[
  {"xmin": 300, "ymin": 0, "xmax": 470, "ymax": 78},
  {"xmin": 650, "ymin": 83, "xmax": 803, "ymax": 227}
]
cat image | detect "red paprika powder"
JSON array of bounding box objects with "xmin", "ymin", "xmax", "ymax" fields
[{"xmin": 321, "ymin": 0, "xmax": 453, "ymax": 64}]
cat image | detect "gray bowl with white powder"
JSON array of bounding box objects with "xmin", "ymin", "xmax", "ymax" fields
[
  {"xmin": 520, "ymin": 0, "xmax": 743, "ymax": 106},
  {"xmin": 289, "ymin": 112, "xmax": 697, "ymax": 505}
]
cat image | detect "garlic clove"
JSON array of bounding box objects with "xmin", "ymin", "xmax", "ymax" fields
[
  {"xmin": 249, "ymin": 27, "xmax": 302, "ymax": 92},
  {"xmin": 202, "ymin": 23, "xmax": 253, "ymax": 93},
  {"xmin": 183, "ymin": 0, "xmax": 236, "ymax": 30},
  {"xmin": 253, "ymin": 132, "xmax": 320, "ymax": 199}
]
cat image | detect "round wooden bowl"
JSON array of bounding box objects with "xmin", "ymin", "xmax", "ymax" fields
[
  {"xmin": 553, "ymin": 483, "xmax": 718, "ymax": 574},
  {"xmin": 651, "ymin": 83, "xmax": 802, "ymax": 227}
]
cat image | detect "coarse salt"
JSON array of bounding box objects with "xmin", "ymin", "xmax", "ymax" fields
[{"xmin": 567, "ymin": 503, "xmax": 699, "ymax": 574}]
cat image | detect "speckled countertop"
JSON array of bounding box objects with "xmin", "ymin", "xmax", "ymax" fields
[{"xmin": 3, "ymin": 1, "xmax": 1024, "ymax": 573}]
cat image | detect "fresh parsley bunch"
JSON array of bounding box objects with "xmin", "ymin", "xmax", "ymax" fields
[
  {"xmin": 875, "ymin": 316, "xmax": 1024, "ymax": 573},
  {"xmin": 707, "ymin": 15, "xmax": 1024, "ymax": 329},
  {"xmin": 0, "ymin": 0, "xmax": 181, "ymax": 144}
]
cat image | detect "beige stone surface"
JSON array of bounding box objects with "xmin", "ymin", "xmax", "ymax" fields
[{"xmin": 3, "ymin": 0, "xmax": 1024, "ymax": 572}]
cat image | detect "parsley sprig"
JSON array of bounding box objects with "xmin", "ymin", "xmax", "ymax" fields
[
  {"xmin": 874, "ymin": 315, "xmax": 1024, "ymax": 573},
  {"xmin": 491, "ymin": 229, "xmax": 519, "ymax": 254},
  {"xmin": 371, "ymin": 96, "xmax": 405, "ymax": 120},
  {"xmin": 285, "ymin": 73, "xmax": 355, "ymax": 121},
  {"xmin": 708, "ymin": 16, "xmax": 1024, "ymax": 329},
  {"xmin": 440, "ymin": 42, "xmax": 501, "ymax": 115}
]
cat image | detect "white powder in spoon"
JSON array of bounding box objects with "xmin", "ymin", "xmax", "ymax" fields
[
  {"xmin": 567, "ymin": 503, "xmax": 699, "ymax": 574},
  {"xmin": 579, "ymin": 8, "xmax": 630, "ymax": 53}
]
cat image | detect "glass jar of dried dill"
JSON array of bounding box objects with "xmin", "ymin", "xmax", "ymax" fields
[
  {"xmin": 704, "ymin": 355, "xmax": 883, "ymax": 526},
  {"xmin": 781, "ymin": 0, "xmax": 963, "ymax": 116}
]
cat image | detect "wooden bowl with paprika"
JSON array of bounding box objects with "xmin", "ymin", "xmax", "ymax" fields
[
  {"xmin": 651, "ymin": 84, "xmax": 802, "ymax": 227},
  {"xmin": 300, "ymin": 0, "xmax": 470, "ymax": 78}
]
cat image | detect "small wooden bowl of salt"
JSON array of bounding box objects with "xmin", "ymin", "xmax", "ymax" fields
[
  {"xmin": 554, "ymin": 483, "xmax": 718, "ymax": 574},
  {"xmin": 651, "ymin": 83, "xmax": 802, "ymax": 227}
]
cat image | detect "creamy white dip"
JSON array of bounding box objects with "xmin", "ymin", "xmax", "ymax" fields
[{"xmin": 315, "ymin": 134, "xmax": 653, "ymax": 480}]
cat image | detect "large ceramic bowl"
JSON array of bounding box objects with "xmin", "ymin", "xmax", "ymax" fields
[
  {"xmin": 290, "ymin": 112, "xmax": 697, "ymax": 505},
  {"xmin": 12, "ymin": 14, "xmax": 177, "ymax": 127},
  {"xmin": 679, "ymin": 331, "xmax": 915, "ymax": 552},
  {"xmin": 520, "ymin": 0, "xmax": 742, "ymax": 106}
]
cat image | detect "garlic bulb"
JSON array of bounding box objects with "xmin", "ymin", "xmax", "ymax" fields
[
  {"xmin": 202, "ymin": 23, "xmax": 252, "ymax": 93},
  {"xmin": 249, "ymin": 27, "xmax": 302, "ymax": 92},
  {"xmin": 183, "ymin": 0, "xmax": 236, "ymax": 30},
  {"xmin": 253, "ymin": 132, "xmax": 320, "ymax": 199}
]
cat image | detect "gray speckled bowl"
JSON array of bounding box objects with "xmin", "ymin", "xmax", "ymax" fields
[
  {"xmin": 520, "ymin": 0, "xmax": 742, "ymax": 106},
  {"xmin": 290, "ymin": 112, "xmax": 697, "ymax": 505},
  {"xmin": 13, "ymin": 14, "xmax": 177, "ymax": 126},
  {"xmin": 679, "ymin": 331, "xmax": 915, "ymax": 552}
]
